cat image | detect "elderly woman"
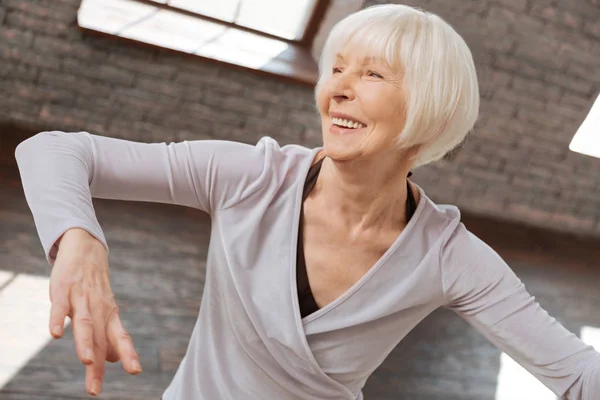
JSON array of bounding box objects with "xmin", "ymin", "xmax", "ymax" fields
[{"xmin": 14, "ymin": 3, "xmax": 600, "ymax": 400}]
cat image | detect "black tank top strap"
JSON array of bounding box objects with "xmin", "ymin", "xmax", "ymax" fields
[
  {"xmin": 406, "ymin": 171, "xmax": 417, "ymax": 218},
  {"xmin": 297, "ymin": 158, "xmax": 323, "ymax": 318},
  {"xmin": 297, "ymin": 158, "xmax": 416, "ymax": 319},
  {"xmin": 302, "ymin": 157, "xmax": 324, "ymax": 202}
]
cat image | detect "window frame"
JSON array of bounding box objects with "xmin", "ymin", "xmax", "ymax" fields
[{"xmin": 77, "ymin": 0, "xmax": 331, "ymax": 86}]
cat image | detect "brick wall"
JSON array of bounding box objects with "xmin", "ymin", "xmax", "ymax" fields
[
  {"xmin": 1, "ymin": 0, "xmax": 600, "ymax": 237},
  {"xmin": 367, "ymin": 0, "xmax": 600, "ymax": 236},
  {"xmin": 0, "ymin": 0, "xmax": 323, "ymax": 145}
]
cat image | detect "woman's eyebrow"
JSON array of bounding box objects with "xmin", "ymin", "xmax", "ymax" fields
[
  {"xmin": 335, "ymin": 53, "xmax": 386, "ymax": 66},
  {"xmin": 364, "ymin": 56, "xmax": 392, "ymax": 67},
  {"xmin": 334, "ymin": 53, "xmax": 376, "ymax": 61}
]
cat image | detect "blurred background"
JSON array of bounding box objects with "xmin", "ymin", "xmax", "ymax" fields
[{"xmin": 1, "ymin": 0, "xmax": 600, "ymax": 399}]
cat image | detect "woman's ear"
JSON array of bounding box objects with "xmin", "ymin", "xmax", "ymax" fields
[{"xmin": 406, "ymin": 144, "xmax": 422, "ymax": 162}]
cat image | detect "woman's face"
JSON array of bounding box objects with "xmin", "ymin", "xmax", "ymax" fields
[{"xmin": 316, "ymin": 46, "xmax": 408, "ymax": 162}]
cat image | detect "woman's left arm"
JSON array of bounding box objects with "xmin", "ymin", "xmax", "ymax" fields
[{"xmin": 441, "ymin": 223, "xmax": 600, "ymax": 399}]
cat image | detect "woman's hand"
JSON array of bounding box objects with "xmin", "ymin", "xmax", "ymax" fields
[{"xmin": 49, "ymin": 228, "xmax": 142, "ymax": 396}]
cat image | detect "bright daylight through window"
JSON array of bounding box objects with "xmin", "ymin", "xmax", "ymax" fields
[
  {"xmin": 570, "ymin": 93, "xmax": 600, "ymax": 159},
  {"xmin": 77, "ymin": 0, "xmax": 321, "ymax": 83},
  {"xmin": 147, "ymin": 0, "xmax": 319, "ymax": 41}
]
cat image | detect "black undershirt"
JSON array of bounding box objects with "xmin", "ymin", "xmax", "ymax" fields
[{"xmin": 296, "ymin": 158, "xmax": 418, "ymax": 319}]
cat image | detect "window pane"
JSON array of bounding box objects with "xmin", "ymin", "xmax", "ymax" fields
[
  {"xmin": 121, "ymin": 9, "xmax": 226, "ymax": 53},
  {"xmin": 149, "ymin": 0, "xmax": 319, "ymax": 40},
  {"xmin": 77, "ymin": 0, "xmax": 317, "ymax": 83},
  {"xmin": 78, "ymin": 0, "xmax": 158, "ymax": 35},
  {"xmin": 236, "ymin": 0, "xmax": 318, "ymax": 40},
  {"xmin": 199, "ymin": 28, "xmax": 289, "ymax": 69},
  {"xmin": 168, "ymin": 0, "xmax": 241, "ymax": 23}
]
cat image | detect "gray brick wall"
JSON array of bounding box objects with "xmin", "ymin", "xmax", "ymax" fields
[
  {"xmin": 364, "ymin": 0, "xmax": 600, "ymax": 236},
  {"xmin": 1, "ymin": 0, "xmax": 600, "ymax": 237},
  {"xmin": 0, "ymin": 0, "xmax": 322, "ymax": 145}
]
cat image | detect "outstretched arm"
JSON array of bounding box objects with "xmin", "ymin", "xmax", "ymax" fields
[
  {"xmin": 14, "ymin": 130, "xmax": 273, "ymax": 396},
  {"xmin": 441, "ymin": 224, "xmax": 600, "ymax": 399},
  {"xmin": 15, "ymin": 130, "xmax": 271, "ymax": 264}
]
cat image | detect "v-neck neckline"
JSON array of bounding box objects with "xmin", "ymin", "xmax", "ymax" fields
[{"xmin": 289, "ymin": 148, "xmax": 427, "ymax": 327}]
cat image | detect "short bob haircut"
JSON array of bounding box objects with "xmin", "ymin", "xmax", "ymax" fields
[{"xmin": 315, "ymin": 4, "xmax": 480, "ymax": 168}]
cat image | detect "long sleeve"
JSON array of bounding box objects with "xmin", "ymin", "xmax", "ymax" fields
[
  {"xmin": 441, "ymin": 223, "xmax": 600, "ymax": 399},
  {"xmin": 15, "ymin": 131, "xmax": 273, "ymax": 265}
]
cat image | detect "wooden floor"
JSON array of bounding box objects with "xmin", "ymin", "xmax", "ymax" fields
[{"xmin": 2, "ymin": 130, "xmax": 600, "ymax": 399}]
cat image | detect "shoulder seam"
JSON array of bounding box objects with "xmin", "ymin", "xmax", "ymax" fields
[
  {"xmin": 439, "ymin": 216, "xmax": 462, "ymax": 306},
  {"xmin": 217, "ymin": 137, "xmax": 279, "ymax": 212}
]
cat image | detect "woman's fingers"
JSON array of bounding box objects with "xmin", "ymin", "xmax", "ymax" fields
[
  {"xmin": 48, "ymin": 229, "xmax": 120, "ymax": 396},
  {"xmin": 70, "ymin": 288, "xmax": 96, "ymax": 365},
  {"xmin": 85, "ymin": 356, "xmax": 105, "ymax": 396},
  {"xmin": 106, "ymin": 343, "xmax": 120, "ymax": 363},
  {"xmin": 86, "ymin": 298, "xmax": 109, "ymax": 397},
  {"xmin": 48, "ymin": 284, "xmax": 70, "ymax": 339},
  {"xmin": 106, "ymin": 310, "xmax": 142, "ymax": 374}
]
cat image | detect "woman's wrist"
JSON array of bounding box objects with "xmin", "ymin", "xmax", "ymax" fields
[
  {"xmin": 59, "ymin": 228, "xmax": 108, "ymax": 258},
  {"xmin": 62, "ymin": 227, "xmax": 96, "ymax": 241}
]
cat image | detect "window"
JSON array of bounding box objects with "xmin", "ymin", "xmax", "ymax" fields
[
  {"xmin": 77, "ymin": 0, "xmax": 331, "ymax": 85},
  {"xmin": 147, "ymin": 0, "xmax": 320, "ymax": 41},
  {"xmin": 569, "ymin": 93, "xmax": 600, "ymax": 159}
]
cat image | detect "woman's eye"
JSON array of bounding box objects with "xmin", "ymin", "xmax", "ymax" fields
[
  {"xmin": 367, "ymin": 70, "xmax": 384, "ymax": 79},
  {"xmin": 332, "ymin": 67, "xmax": 342, "ymax": 74}
]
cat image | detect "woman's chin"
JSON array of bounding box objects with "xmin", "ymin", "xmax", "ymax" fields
[
  {"xmin": 321, "ymin": 141, "xmax": 362, "ymax": 162},
  {"xmin": 321, "ymin": 126, "xmax": 370, "ymax": 161}
]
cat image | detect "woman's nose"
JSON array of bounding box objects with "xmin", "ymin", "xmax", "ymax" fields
[{"xmin": 331, "ymin": 75, "xmax": 355, "ymax": 102}]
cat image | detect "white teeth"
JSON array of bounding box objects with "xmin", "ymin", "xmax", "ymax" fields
[{"xmin": 332, "ymin": 117, "xmax": 365, "ymax": 129}]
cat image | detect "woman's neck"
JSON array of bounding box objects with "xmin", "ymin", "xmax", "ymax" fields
[{"xmin": 311, "ymin": 152, "xmax": 415, "ymax": 233}]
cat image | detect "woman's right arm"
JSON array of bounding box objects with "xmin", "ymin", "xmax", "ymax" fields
[
  {"xmin": 14, "ymin": 130, "xmax": 272, "ymax": 396},
  {"xmin": 15, "ymin": 130, "xmax": 271, "ymax": 265}
]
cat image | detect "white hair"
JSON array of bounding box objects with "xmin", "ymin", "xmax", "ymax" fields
[{"xmin": 315, "ymin": 4, "xmax": 480, "ymax": 168}]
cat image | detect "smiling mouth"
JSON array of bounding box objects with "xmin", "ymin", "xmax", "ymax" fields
[{"xmin": 331, "ymin": 117, "xmax": 366, "ymax": 130}]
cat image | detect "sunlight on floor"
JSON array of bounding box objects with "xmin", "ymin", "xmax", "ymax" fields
[
  {"xmin": 1, "ymin": 264, "xmax": 600, "ymax": 396},
  {"xmin": 581, "ymin": 326, "xmax": 600, "ymax": 351},
  {"xmin": 0, "ymin": 270, "xmax": 69, "ymax": 390},
  {"xmin": 495, "ymin": 353, "xmax": 557, "ymax": 400},
  {"xmin": 495, "ymin": 326, "xmax": 600, "ymax": 400}
]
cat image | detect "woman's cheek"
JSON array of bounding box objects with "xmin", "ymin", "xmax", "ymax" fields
[
  {"xmin": 316, "ymin": 86, "xmax": 330, "ymax": 114},
  {"xmin": 366, "ymin": 87, "xmax": 402, "ymax": 124}
]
